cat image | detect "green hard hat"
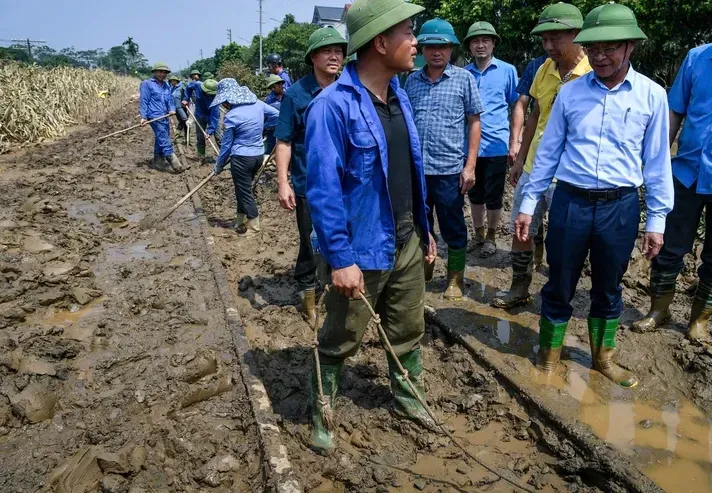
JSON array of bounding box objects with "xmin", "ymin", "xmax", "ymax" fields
[
  {"xmin": 305, "ymin": 27, "xmax": 348, "ymax": 65},
  {"xmin": 531, "ymin": 2, "xmax": 584, "ymax": 35},
  {"xmin": 266, "ymin": 74, "xmax": 285, "ymax": 88},
  {"xmin": 575, "ymin": 2, "xmax": 647, "ymax": 44},
  {"xmin": 189, "ymin": 69, "xmax": 201, "ymax": 76},
  {"xmin": 152, "ymin": 62, "xmax": 171, "ymax": 72},
  {"xmin": 464, "ymin": 21, "xmax": 500, "ymax": 44},
  {"xmin": 168, "ymin": 74, "xmax": 180, "ymax": 82},
  {"xmin": 202, "ymin": 79, "xmax": 218, "ymax": 95},
  {"xmin": 345, "ymin": 0, "xmax": 425, "ymax": 56},
  {"xmin": 204, "ymin": 72, "xmax": 215, "ymax": 80},
  {"xmin": 417, "ymin": 18, "xmax": 460, "ymax": 46}
]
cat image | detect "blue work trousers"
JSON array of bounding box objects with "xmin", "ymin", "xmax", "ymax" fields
[
  {"xmin": 542, "ymin": 183, "xmax": 640, "ymax": 323},
  {"xmin": 150, "ymin": 118, "xmax": 173, "ymax": 157},
  {"xmin": 425, "ymin": 174, "xmax": 467, "ymax": 250}
]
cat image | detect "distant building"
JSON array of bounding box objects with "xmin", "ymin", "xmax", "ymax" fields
[{"xmin": 312, "ymin": 4, "xmax": 350, "ymax": 40}]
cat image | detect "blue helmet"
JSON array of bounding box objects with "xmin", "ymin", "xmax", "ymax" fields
[{"xmin": 417, "ymin": 18, "xmax": 460, "ymax": 46}]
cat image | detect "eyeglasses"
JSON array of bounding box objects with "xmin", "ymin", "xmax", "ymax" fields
[{"xmin": 583, "ymin": 43, "xmax": 624, "ymax": 57}]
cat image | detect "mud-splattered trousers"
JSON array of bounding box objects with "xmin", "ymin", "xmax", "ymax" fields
[{"xmin": 150, "ymin": 118, "xmax": 174, "ymax": 157}]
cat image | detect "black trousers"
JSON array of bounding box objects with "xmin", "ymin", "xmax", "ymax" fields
[
  {"xmin": 229, "ymin": 155, "xmax": 262, "ymax": 219},
  {"xmin": 295, "ymin": 195, "xmax": 317, "ymax": 291}
]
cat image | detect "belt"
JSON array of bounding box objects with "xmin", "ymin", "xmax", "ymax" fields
[{"xmin": 558, "ymin": 181, "xmax": 637, "ymax": 202}]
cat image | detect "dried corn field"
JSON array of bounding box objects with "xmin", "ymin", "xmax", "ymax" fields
[{"xmin": 0, "ymin": 63, "xmax": 138, "ymax": 153}]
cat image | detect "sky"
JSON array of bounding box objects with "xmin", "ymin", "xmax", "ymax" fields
[{"xmin": 0, "ymin": 0, "xmax": 349, "ymax": 71}]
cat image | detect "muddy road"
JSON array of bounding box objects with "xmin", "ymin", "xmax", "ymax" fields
[{"xmin": 1, "ymin": 100, "xmax": 709, "ymax": 492}]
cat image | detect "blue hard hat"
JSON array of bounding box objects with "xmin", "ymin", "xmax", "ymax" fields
[{"xmin": 417, "ymin": 18, "xmax": 460, "ymax": 45}]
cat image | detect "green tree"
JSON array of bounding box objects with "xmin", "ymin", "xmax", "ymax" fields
[
  {"xmin": 218, "ymin": 60, "xmax": 267, "ymax": 97},
  {"xmin": 215, "ymin": 42, "xmax": 249, "ymax": 67}
]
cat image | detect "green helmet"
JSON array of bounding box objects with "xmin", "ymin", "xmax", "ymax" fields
[
  {"xmin": 574, "ymin": 2, "xmax": 647, "ymax": 44},
  {"xmin": 345, "ymin": 0, "xmax": 425, "ymax": 56},
  {"xmin": 266, "ymin": 74, "xmax": 285, "ymax": 88},
  {"xmin": 168, "ymin": 74, "xmax": 180, "ymax": 82},
  {"xmin": 305, "ymin": 27, "xmax": 348, "ymax": 65},
  {"xmin": 152, "ymin": 62, "xmax": 171, "ymax": 72},
  {"xmin": 531, "ymin": 3, "xmax": 584, "ymax": 35},
  {"xmin": 463, "ymin": 21, "xmax": 500, "ymax": 45},
  {"xmin": 417, "ymin": 18, "xmax": 460, "ymax": 46},
  {"xmin": 202, "ymin": 79, "xmax": 218, "ymax": 95},
  {"xmin": 204, "ymin": 72, "xmax": 215, "ymax": 80},
  {"xmin": 189, "ymin": 69, "xmax": 201, "ymax": 76}
]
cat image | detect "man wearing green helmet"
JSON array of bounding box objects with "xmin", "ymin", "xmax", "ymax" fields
[
  {"xmin": 305, "ymin": 0, "xmax": 438, "ymax": 453},
  {"xmin": 493, "ymin": 2, "xmax": 591, "ymax": 310},
  {"xmin": 404, "ymin": 18, "xmax": 484, "ymax": 299},
  {"xmin": 139, "ymin": 62, "xmax": 183, "ymax": 173},
  {"xmin": 189, "ymin": 69, "xmax": 201, "ymax": 81},
  {"xmin": 182, "ymin": 78, "xmax": 222, "ymax": 162},
  {"xmin": 263, "ymin": 74, "xmax": 286, "ymax": 155},
  {"xmin": 274, "ymin": 27, "xmax": 347, "ymax": 326},
  {"xmin": 514, "ymin": 2, "xmax": 674, "ymax": 388},
  {"xmin": 463, "ymin": 21, "xmax": 519, "ymax": 258},
  {"xmin": 168, "ymin": 75, "xmax": 189, "ymax": 145}
]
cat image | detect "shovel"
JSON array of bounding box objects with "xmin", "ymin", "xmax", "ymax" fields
[
  {"xmin": 138, "ymin": 171, "xmax": 216, "ymax": 230},
  {"xmin": 97, "ymin": 114, "xmax": 170, "ymax": 141}
]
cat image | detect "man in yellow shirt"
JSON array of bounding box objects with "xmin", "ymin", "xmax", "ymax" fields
[{"xmin": 493, "ymin": 2, "xmax": 592, "ymax": 309}]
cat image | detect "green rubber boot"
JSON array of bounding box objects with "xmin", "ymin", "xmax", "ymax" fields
[
  {"xmin": 632, "ymin": 268, "xmax": 678, "ymax": 333},
  {"xmin": 387, "ymin": 348, "xmax": 437, "ymax": 430},
  {"xmin": 688, "ymin": 279, "xmax": 712, "ymax": 342},
  {"xmin": 310, "ymin": 361, "xmax": 343, "ymax": 454},
  {"xmin": 444, "ymin": 248, "xmax": 466, "ymax": 300},
  {"xmin": 536, "ymin": 318, "xmax": 567, "ymax": 373},
  {"xmin": 589, "ymin": 318, "xmax": 638, "ymax": 388}
]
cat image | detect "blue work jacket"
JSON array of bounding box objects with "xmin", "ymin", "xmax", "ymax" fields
[
  {"xmin": 305, "ymin": 61, "xmax": 430, "ymax": 271},
  {"xmin": 183, "ymin": 82, "xmax": 220, "ymax": 134},
  {"xmin": 139, "ymin": 77, "xmax": 175, "ymax": 119}
]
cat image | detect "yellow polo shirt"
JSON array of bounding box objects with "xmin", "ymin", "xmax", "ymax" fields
[{"xmin": 524, "ymin": 56, "xmax": 592, "ymax": 174}]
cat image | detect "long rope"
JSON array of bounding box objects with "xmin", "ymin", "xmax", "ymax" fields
[{"xmin": 312, "ymin": 285, "xmax": 536, "ymax": 493}]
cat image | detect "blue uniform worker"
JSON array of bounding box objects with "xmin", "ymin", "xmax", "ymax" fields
[
  {"xmin": 635, "ymin": 43, "xmax": 712, "ymax": 341},
  {"xmin": 168, "ymin": 76, "xmax": 188, "ymax": 143},
  {"xmin": 183, "ymin": 79, "xmax": 222, "ymax": 159},
  {"xmin": 264, "ymin": 74, "xmax": 286, "ymax": 155},
  {"xmin": 517, "ymin": 3, "xmax": 673, "ymax": 388}
]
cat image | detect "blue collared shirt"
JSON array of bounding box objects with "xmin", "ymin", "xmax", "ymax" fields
[
  {"xmin": 139, "ymin": 77, "xmax": 175, "ymax": 119},
  {"xmin": 216, "ymin": 101, "xmax": 279, "ymax": 166},
  {"xmin": 404, "ymin": 64, "xmax": 483, "ymax": 175},
  {"xmin": 278, "ymin": 70, "xmax": 292, "ymax": 88},
  {"xmin": 516, "ymin": 55, "xmax": 548, "ymax": 97},
  {"xmin": 171, "ymin": 82, "xmax": 185, "ymax": 110},
  {"xmin": 521, "ymin": 67, "xmax": 673, "ymax": 233},
  {"xmin": 183, "ymin": 82, "xmax": 220, "ymax": 133},
  {"xmin": 274, "ymin": 73, "xmax": 323, "ymax": 196},
  {"xmin": 305, "ymin": 61, "xmax": 430, "ymax": 271},
  {"xmin": 668, "ymin": 43, "xmax": 712, "ymax": 194},
  {"xmin": 465, "ymin": 57, "xmax": 519, "ymax": 157}
]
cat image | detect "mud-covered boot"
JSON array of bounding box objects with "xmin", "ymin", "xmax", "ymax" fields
[
  {"xmin": 536, "ymin": 318, "xmax": 567, "ymax": 373},
  {"xmin": 469, "ymin": 226, "xmax": 485, "ymax": 252},
  {"xmin": 631, "ymin": 268, "xmax": 678, "ymax": 333},
  {"xmin": 238, "ymin": 217, "xmax": 260, "ymax": 238},
  {"xmin": 310, "ymin": 361, "xmax": 343, "ymax": 454},
  {"xmin": 152, "ymin": 155, "xmax": 169, "ymax": 171},
  {"xmin": 492, "ymin": 250, "xmax": 533, "ymax": 309},
  {"xmin": 300, "ymin": 288, "xmax": 317, "ymax": 327},
  {"xmin": 387, "ymin": 348, "xmax": 437, "ymax": 430},
  {"xmin": 589, "ymin": 318, "xmax": 638, "ymax": 388},
  {"xmin": 167, "ymin": 154, "xmax": 185, "ymax": 174},
  {"xmin": 196, "ymin": 146, "xmax": 206, "ymax": 161},
  {"xmin": 444, "ymin": 248, "xmax": 466, "ymax": 300},
  {"xmin": 480, "ymin": 228, "xmax": 497, "ymax": 257},
  {"xmin": 234, "ymin": 213, "xmax": 247, "ymax": 233},
  {"xmin": 688, "ymin": 280, "xmax": 712, "ymax": 342}
]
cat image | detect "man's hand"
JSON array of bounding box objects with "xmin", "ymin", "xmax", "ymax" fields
[
  {"xmin": 169, "ymin": 110, "xmax": 176, "ymax": 116},
  {"xmin": 181, "ymin": 101, "xmax": 188, "ymax": 107},
  {"xmin": 331, "ymin": 264, "xmax": 364, "ymax": 299},
  {"xmin": 508, "ymin": 141, "xmax": 521, "ymax": 167},
  {"xmin": 514, "ymin": 213, "xmax": 533, "ymax": 243},
  {"xmin": 425, "ymin": 233, "xmax": 437, "ymax": 264},
  {"xmin": 642, "ymin": 232, "xmax": 664, "ymax": 260},
  {"xmin": 460, "ymin": 163, "xmax": 476, "ymax": 194},
  {"xmin": 140, "ymin": 118, "xmax": 148, "ymax": 126},
  {"xmin": 510, "ymin": 159, "xmax": 524, "ymax": 187},
  {"xmin": 277, "ymin": 181, "xmax": 296, "ymax": 210}
]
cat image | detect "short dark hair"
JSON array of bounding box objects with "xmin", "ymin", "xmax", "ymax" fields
[{"xmin": 356, "ymin": 24, "xmax": 399, "ymax": 59}]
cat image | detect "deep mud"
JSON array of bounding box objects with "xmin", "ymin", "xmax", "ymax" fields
[{"xmin": 0, "ymin": 105, "xmax": 263, "ymax": 492}]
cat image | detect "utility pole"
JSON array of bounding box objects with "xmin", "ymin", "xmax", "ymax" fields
[
  {"xmin": 258, "ymin": 0, "xmax": 264, "ymax": 73},
  {"xmin": 10, "ymin": 38, "xmax": 46, "ymax": 59},
  {"xmin": 227, "ymin": 29, "xmax": 232, "ymax": 43},
  {"xmin": 199, "ymin": 48, "xmax": 203, "ymax": 59}
]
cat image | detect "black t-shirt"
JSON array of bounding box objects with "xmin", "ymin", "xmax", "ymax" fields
[{"xmin": 367, "ymin": 86, "xmax": 415, "ymax": 247}]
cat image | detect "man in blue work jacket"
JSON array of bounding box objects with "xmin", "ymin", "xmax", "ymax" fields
[
  {"xmin": 274, "ymin": 27, "xmax": 347, "ymax": 326},
  {"xmin": 405, "ymin": 18, "xmax": 483, "ymax": 300},
  {"xmin": 305, "ymin": 0, "xmax": 437, "ymax": 453},
  {"xmin": 182, "ymin": 78, "xmax": 222, "ymax": 163},
  {"xmin": 139, "ymin": 62, "xmax": 183, "ymax": 173},
  {"xmin": 463, "ymin": 22, "xmax": 519, "ymax": 257},
  {"xmin": 263, "ymin": 74, "xmax": 286, "ymax": 155},
  {"xmin": 515, "ymin": 3, "xmax": 673, "ymax": 388},
  {"xmin": 634, "ymin": 43, "xmax": 712, "ymax": 341},
  {"xmin": 168, "ymin": 75, "xmax": 188, "ymax": 145}
]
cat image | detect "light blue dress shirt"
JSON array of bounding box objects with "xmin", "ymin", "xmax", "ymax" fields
[
  {"xmin": 520, "ymin": 66, "xmax": 673, "ymax": 234},
  {"xmin": 216, "ymin": 101, "xmax": 279, "ymax": 167},
  {"xmin": 668, "ymin": 43, "xmax": 712, "ymax": 194},
  {"xmin": 464, "ymin": 57, "xmax": 519, "ymax": 157}
]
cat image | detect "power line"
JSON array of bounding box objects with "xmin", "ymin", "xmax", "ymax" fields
[
  {"xmin": 227, "ymin": 29, "xmax": 232, "ymax": 43},
  {"xmin": 258, "ymin": 0, "xmax": 264, "ymax": 73},
  {"xmin": 9, "ymin": 38, "xmax": 46, "ymax": 58}
]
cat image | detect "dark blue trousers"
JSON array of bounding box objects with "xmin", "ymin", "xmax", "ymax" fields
[
  {"xmin": 425, "ymin": 174, "xmax": 467, "ymax": 250},
  {"xmin": 150, "ymin": 118, "xmax": 173, "ymax": 157},
  {"xmin": 542, "ymin": 185, "xmax": 640, "ymax": 323}
]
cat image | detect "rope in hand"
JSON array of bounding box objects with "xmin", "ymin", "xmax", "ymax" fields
[{"xmin": 311, "ymin": 285, "xmax": 537, "ymax": 493}]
